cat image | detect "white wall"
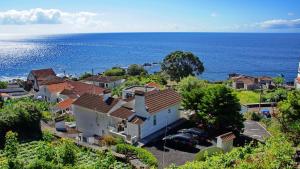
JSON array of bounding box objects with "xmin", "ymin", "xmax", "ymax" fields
[
  {"xmin": 217, "ymin": 138, "xmax": 234, "ymax": 152},
  {"xmin": 27, "ymin": 73, "xmax": 39, "ymax": 91},
  {"xmin": 125, "ymin": 122, "xmax": 140, "ymax": 139},
  {"xmin": 140, "ymin": 104, "xmax": 180, "ymax": 139},
  {"xmin": 73, "ymin": 105, "xmax": 119, "ymax": 137}
]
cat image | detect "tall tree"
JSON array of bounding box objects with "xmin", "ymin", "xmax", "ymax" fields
[
  {"xmin": 182, "ymin": 85, "xmax": 244, "ymax": 133},
  {"xmin": 127, "ymin": 64, "xmax": 148, "ymax": 76},
  {"xmin": 277, "ymin": 90, "xmax": 300, "ymax": 145},
  {"xmin": 161, "ymin": 51, "xmax": 204, "ymax": 82}
]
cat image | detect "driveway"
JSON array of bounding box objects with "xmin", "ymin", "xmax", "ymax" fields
[{"xmin": 243, "ymin": 120, "xmax": 271, "ymax": 142}]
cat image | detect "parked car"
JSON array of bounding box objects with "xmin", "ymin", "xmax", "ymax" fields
[
  {"xmin": 177, "ymin": 128, "xmax": 209, "ymax": 141},
  {"xmin": 162, "ymin": 133, "xmax": 198, "ymax": 147}
]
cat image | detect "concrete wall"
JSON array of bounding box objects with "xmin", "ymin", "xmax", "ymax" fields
[
  {"xmin": 217, "ymin": 137, "xmax": 234, "ymax": 152},
  {"xmin": 125, "ymin": 122, "xmax": 140, "ymax": 139},
  {"xmin": 140, "ymin": 104, "xmax": 180, "ymax": 139},
  {"xmin": 27, "ymin": 73, "xmax": 39, "ymax": 91},
  {"xmin": 73, "ymin": 105, "xmax": 119, "ymax": 137}
]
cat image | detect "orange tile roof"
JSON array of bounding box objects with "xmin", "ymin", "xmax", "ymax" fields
[
  {"xmin": 110, "ymin": 107, "xmax": 134, "ymax": 119},
  {"xmin": 129, "ymin": 115, "xmax": 146, "ymax": 125},
  {"xmin": 146, "ymin": 82, "xmax": 160, "ymax": 89},
  {"xmin": 145, "ymin": 89, "xmax": 181, "ymax": 114},
  {"xmin": 31, "ymin": 68, "xmax": 56, "ymax": 79},
  {"xmin": 47, "ymin": 82, "xmax": 72, "ymax": 93},
  {"xmin": 219, "ymin": 132, "xmax": 236, "ymax": 142},
  {"xmin": 0, "ymin": 93, "xmax": 9, "ymax": 97},
  {"xmin": 57, "ymin": 98, "xmax": 75, "ymax": 110}
]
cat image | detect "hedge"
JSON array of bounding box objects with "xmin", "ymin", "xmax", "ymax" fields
[{"xmin": 115, "ymin": 144, "xmax": 158, "ymax": 167}]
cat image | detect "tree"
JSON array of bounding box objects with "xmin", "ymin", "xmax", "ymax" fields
[
  {"xmin": 182, "ymin": 85, "xmax": 244, "ymax": 133},
  {"xmin": 277, "ymin": 90, "xmax": 300, "ymax": 145},
  {"xmin": 127, "ymin": 64, "xmax": 148, "ymax": 76},
  {"xmin": 161, "ymin": 51, "xmax": 204, "ymax": 82},
  {"xmin": 177, "ymin": 76, "xmax": 207, "ymax": 94},
  {"xmin": 273, "ymin": 76, "xmax": 284, "ymax": 88},
  {"xmin": 57, "ymin": 139, "xmax": 77, "ymax": 166},
  {"xmin": 0, "ymin": 81, "xmax": 8, "ymax": 89},
  {"xmin": 4, "ymin": 131, "xmax": 18, "ymax": 159},
  {"xmin": 104, "ymin": 67, "xmax": 126, "ymax": 76},
  {"xmin": 78, "ymin": 72, "xmax": 92, "ymax": 80}
]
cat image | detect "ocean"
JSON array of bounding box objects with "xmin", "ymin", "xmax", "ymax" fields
[{"xmin": 1, "ymin": 33, "xmax": 300, "ymax": 81}]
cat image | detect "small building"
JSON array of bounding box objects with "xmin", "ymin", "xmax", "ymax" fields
[
  {"xmin": 27, "ymin": 68, "xmax": 63, "ymax": 91},
  {"xmin": 229, "ymin": 74, "xmax": 273, "ymax": 90},
  {"xmin": 122, "ymin": 85, "xmax": 158, "ymax": 99},
  {"xmin": 217, "ymin": 132, "xmax": 236, "ymax": 152},
  {"xmin": 83, "ymin": 76, "xmax": 125, "ymax": 89},
  {"xmin": 72, "ymin": 88, "xmax": 181, "ymax": 144}
]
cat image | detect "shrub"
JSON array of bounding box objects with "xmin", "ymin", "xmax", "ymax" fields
[
  {"xmin": 78, "ymin": 72, "xmax": 92, "ymax": 80},
  {"xmin": 57, "ymin": 139, "xmax": 77, "ymax": 166},
  {"xmin": 127, "ymin": 64, "xmax": 148, "ymax": 76},
  {"xmin": 41, "ymin": 111, "xmax": 52, "ymax": 122},
  {"xmin": 244, "ymin": 112, "xmax": 263, "ymax": 121},
  {"xmin": 42, "ymin": 130, "xmax": 54, "ymax": 142},
  {"xmin": 4, "ymin": 131, "xmax": 19, "ymax": 159},
  {"xmin": 101, "ymin": 135, "xmax": 116, "ymax": 146},
  {"xmin": 0, "ymin": 81, "xmax": 8, "ymax": 89},
  {"xmin": 116, "ymin": 144, "xmax": 158, "ymax": 167},
  {"xmin": 104, "ymin": 67, "xmax": 126, "ymax": 76},
  {"xmin": 25, "ymin": 159, "xmax": 62, "ymax": 169},
  {"xmin": 194, "ymin": 146, "xmax": 223, "ymax": 161}
]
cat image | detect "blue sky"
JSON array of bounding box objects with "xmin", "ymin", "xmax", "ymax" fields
[{"xmin": 0, "ymin": 0, "xmax": 299, "ymax": 35}]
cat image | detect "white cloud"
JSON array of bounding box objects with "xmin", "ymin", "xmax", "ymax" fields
[
  {"xmin": 288, "ymin": 12, "xmax": 294, "ymax": 16},
  {"xmin": 0, "ymin": 8, "xmax": 99, "ymax": 25},
  {"xmin": 260, "ymin": 18, "xmax": 300, "ymax": 29}
]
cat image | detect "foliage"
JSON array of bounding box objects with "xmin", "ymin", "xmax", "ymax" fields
[
  {"xmin": 116, "ymin": 143, "xmax": 158, "ymax": 167},
  {"xmin": 104, "ymin": 67, "xmax": 126, "ymax": 76},
  {"xmin": 273, "ymin": 76, "xmax": 285, "ymax": 88},
  {"xmin": 235, "ymin": 90, "xmax": 260, "ymax": 104},
  {"xmin": 127, "ymin": 64, "xmax": 148, "ymax": 76},
  {"xmin": 244, "ymin": 112, "xmax": 263, "ymax": 121},
  {"xmin": 177, "ymin": 76, "xmax": 207, "ymax": 94},
  {"xmin": 194, "ymin": 146, "xmax": 223, "ymax": 161},
  {"xmin": 0, "ymin": 81, "xmax": 8, "ymax": 89},
  {"xmin": 0, "ymin": 98, "xmax": 44, "ymax": 146},
  {"xmin": 101, "ymin": 135, "xmax": 116, "ymax": 146},
  {"xmin": 168, "ymin": 135, "xmax": 295, "ymax": 169},
  {"xmin": 57, "ymin": 139, "xmax": 77, "ymax": 166},
  {"xmin": 263, "ymin": 88, "xmax": 288, "ymax": 102},
  {"xmin": 42, "ymin": 130, "xmax": 54, "ymax": 142},
  {"xmin": 277, "ymin": 90, "xmax": 300, "ymax": 145},
  {"xmin": 161, "ymin": 51, "xmax": 204, "ymax": 82},
  {"xmin": 95, "ymin": 151, "xmax": 132, "ymax": 169},
  {"xmin": 78, "ymin": 72, "xmax": 92, "ymax": 80},
  {"xmin": 41, "ymin": 111, "xmax": 52, "ymax": 122},
  {"xmin": 4, "ymin": 131, "xmax": 18, "ymax": 159},
  {"xmin": 64, "ymin": 114, "xmax": 75, "ymax": 122},
  {"xmin": 182, "ymin": 85, "xmax": 244, "ymax": 133}
]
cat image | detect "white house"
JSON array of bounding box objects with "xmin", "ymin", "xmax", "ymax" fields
[
  {"xmin": 27, "ymin": 68, "xmax": 62, "ymax": 91},
  {"xmin": 72, "ymin": 88, "xmax": 181, "ymax": 144},
  {"xmin": 217, "ymin": 132, "xmax": 236, "ymax": 152},
  {"xmin": 83, "ymin": 76, "xmax": 125, "ymax": 89},
  {"xmin": 295, "ymin": 62, "xmax": 300, "ymax": 90}
]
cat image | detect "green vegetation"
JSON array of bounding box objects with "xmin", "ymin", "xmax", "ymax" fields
[
  {"xmin": 177, "ymin": 76, "xmax": 207, "ymax": 94},
  {"xmin": 0, "ymin": 133, "xmax": 132, "ymax": 169},
  {"xmin": 161, "ymin": 51, "xmax": 204, "ymax": 82},
  {"xmin": 116, "ymin": 143, "xmax": 158, "ymax": 167},
  {"xmin": 235, "ymin": 90, "xmax": 260, "ymax": 104},
  {"xmin": 263, "ymin": 88, "xmax": 288, "ymax": 102},
  {"xmin": 127, "ymin": 64, "xmax": 148, "ymax": 76},
  {"xmin": 78, "ymin": 72, "xmax": 92, "ymax": 80},
  {"xmin": 277, "ymin": 90, "xmax": 300, "ymax": 145},
  {"xmin": 0, "ymin": 81, "xmax": 8, "ymax": 89},
  {"xmin": 273, "ymin": 76, "xmax": 285, "ymax": 88},
  {"xmin": 194, "ymin": 146, "xmax": 223, "ymax": 161},
  {"xmin": 243, "ymin": 111, "xmax": 263, "ymax": 121},
  {"xmin": 182, "ymin": 84, "xmax": 244, "ymax": 133},
  {"xmin": 0, "ymin": 98, "xmax": 49, "ymax": 146},
  {"xmin": 168, "ymin": 135, "xmax": 295, "ymax": 169},
  {"xmin": 104, "ymin": 67, "xmax": 126, "ymax": 76}
]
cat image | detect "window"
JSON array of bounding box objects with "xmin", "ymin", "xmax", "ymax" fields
[{"xmin": 153, "ymin": 115, "xmax": 157, "ymax": 126}]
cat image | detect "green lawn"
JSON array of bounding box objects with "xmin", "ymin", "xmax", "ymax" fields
[{"xmin": 235, "ymin": 90, "xmax": 260, "ymax": 104}]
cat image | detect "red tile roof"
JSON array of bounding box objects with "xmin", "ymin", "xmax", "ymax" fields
[
  {"xmin": 73, "ymin": 93, "xmax": 119, "ymax": 113},
  {"xmin": 39, "ymin": 75, "xmax": 64, "ymax": 85},
  {"xmin": 145, "ymin": 89, "xmax": 181, "ymax": 114},
  {"xmin": 57, "ymin": 98, "xmax": 75, "ymax": 110},
  {"xmin": 60, "ymin": 89, "xmax": 79, "ymax": 99},
  {"xmin": 110, "ymin": 107, "xmax": 134, "ymax": 119},
  {"xmin": 146, "ymin": 82, "xmax": 160, "ymax": 89},
  {"xmin": 219, "ymin": 132, "xmax": 236, "ymax": 142},
  {"xmin": 31, "ymin": 68, "xmax": 56, "ymax": 79}
]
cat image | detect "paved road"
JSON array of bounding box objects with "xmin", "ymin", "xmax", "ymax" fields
[{"xmin": 243, "ymin": 120, "xmax": 271, "ymax": 141}]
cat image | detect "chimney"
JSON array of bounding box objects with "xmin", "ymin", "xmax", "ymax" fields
[
  {"xmin": 103, "ymin": 89, "xmax": 111, "ymax": 101},
  {"xmin": 134, "ymin": 90, "xmax": 147, "ymax": 116}
]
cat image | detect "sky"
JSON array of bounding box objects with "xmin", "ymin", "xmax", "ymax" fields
[{"xmin": 0, "ymin": 0, "xmax": 300, "ymax": 35}]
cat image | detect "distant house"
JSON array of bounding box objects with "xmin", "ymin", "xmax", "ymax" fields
[
  {"xmin": 229, "ymin": 74, "xmax": 273, "ymax": 90},
  {"xmin": 217, "ymin": 132, "xmax": 236, "ymax": 152},
  {"xmin": 122, "ymin": 85, "xmax": 158, "ymax": 99},
  {"xmin": 83, "ymin": 76, "xmax": 125, "ymax": 89},
  {"xmin": 27, "ymin": 68, "xmax": 63, "ymax": 91},
  {"xmin": 72, "ymin": 88, "xmax": 181, "ymax": 144}
]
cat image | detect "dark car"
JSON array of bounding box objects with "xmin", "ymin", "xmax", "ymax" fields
[
  {"xmin": 177, "ymin": 128, "xmax": 209, "ymax": 141},
  {"xmin": 162, "ymin": 133, "xmax": 198, "ymax": 147}
]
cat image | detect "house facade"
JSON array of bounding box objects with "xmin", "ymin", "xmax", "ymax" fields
[
  {"xmin": 27, "ymin": 68, "xmax": 61, "ymax": 91},
  {"xmin": 83, "ymin": 76, "xmax": 125, "ymax": 89},
  {"xmin": 229, "ymin": 73, "xmax": 274, "ymax": 90},
  {"xmin": 72, "ymin": 88, "xmax": 181, "ymax": 144}
]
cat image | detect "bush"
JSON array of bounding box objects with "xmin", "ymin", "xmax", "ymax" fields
[
  {"xmin": 4, "ymin": 131, "xmax": 19, "ymax": 159},
  {"xmin": 127, "ymin": 64, "xmax": 148, "ymax": 76},
  {"xmin": 116, "ymin": 144, "xmax": 158, "ymax": 167},
  {"xmin": 101, "ymin": 135, "xmax": 116, "ymax": 146},
  {"xmin": 41, "ymin": 111, "xmax": 52, "ymax": 122},
  {"xmin": 26, "ymin": 159, "xmax": 62, "ymax": 169},
  {"xmin": 194, "ymin": 146, "xmax": 223, "ymax": 161},
  {"xmin": 244, "ymin": 112, "xmax": 263, "ymax": 121},
  {"xmin": 42, "ymin": 130, "xmax": 54, "ymax": 142},
  {"xmin": 78, "ymin": 72, "xmax": 92, "ymax": 80},
  {"xmin": 104, "ymin": 67, "xmax": 126, "ymax": 76},
  {"xmin": 57, "ymin": 139, "xmax": 77, "ymax": 166},
  {"xmin": 0, "ymin": 81, "xmax": 8, "ymax": 89}
]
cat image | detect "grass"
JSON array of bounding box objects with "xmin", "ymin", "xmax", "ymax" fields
[{"xmin": 235, "ymin": 90, "xmax": 260, "ymax": 104}]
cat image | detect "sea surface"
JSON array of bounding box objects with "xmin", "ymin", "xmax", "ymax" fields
[{"xmin": 1, "ymin": 33, "xmax": 300, "ymax": 81}]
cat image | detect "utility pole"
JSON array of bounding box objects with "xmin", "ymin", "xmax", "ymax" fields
[{"xmin": 92, "ymin": 68, "xmax": 95, "ymax": 94}]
